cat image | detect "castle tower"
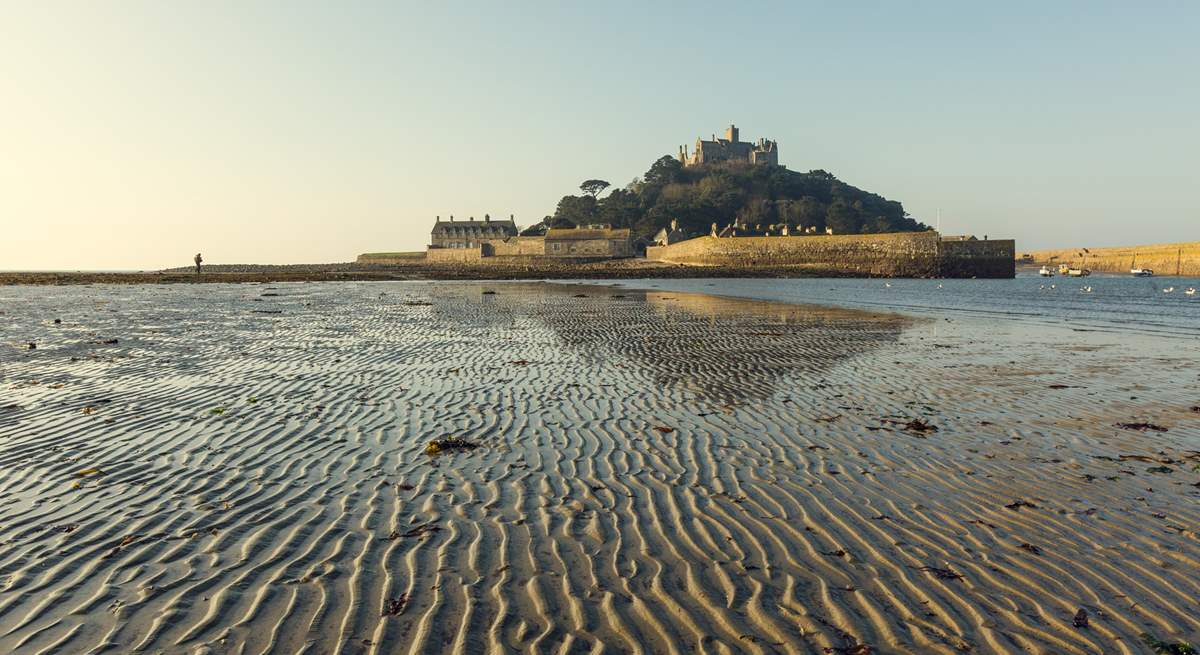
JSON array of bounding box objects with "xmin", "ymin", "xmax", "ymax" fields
[{"xmin": 725, "ymin": 124, "xmax": 739, "ymax": 143}]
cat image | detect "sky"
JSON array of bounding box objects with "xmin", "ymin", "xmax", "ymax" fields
[{"xmin": 2, "ymin": 1, "xmax": 1198, "ymax": 270}]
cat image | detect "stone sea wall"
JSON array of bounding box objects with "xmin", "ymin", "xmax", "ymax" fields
[
  {"xmin": 483, "ymin": 237, "xmax": 545, "ymax": 256},
  {"xmin": 1024, "ymin": 241, "xmax": 1200, "ymax": 277},
  {"xmin": 646, "ymin": 232, "xmax": 1014, "ymax": 278},
  {"xmin": 938, "ymin": 238, "xmax": 1017, "ymax": 278},
  {"xmin": 423, "ymin": 247, "xmax": 483, "ymax": 264},
  {"xmin": 356, "ymin": 252, "xmax": 425, "ymax": 264},
  {"xmin": 358, "ymin": 232, "xmax": 1016, "ymax": 278}
]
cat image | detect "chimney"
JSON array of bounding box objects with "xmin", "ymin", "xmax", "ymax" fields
[{"xmin": 450, "ymin": 215, "xmax": 454, "ymax": 222}]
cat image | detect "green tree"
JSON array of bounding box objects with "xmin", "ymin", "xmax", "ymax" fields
[
  {"xmin": 551, "ymin": 195, "xmax": 597, "ymax": 226},
  {"xmin": 544, "ymin": 156, "xmax": 925, "ymax": 239},
  {"xmin": 643, "ymin": 156, "xmax": 684, "ymax": 187},
  {"xmin": 596, "ymin": 188, "xmax": 641, "ymax": 228},
  {"xmin": 825, "ymin": 200, "xmax": 861, "ymax": 234},
  {"xmin": 579, "ymin": 179, "xmax": 611, "ymax": 198}
]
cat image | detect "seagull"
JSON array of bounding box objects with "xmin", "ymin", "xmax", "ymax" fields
[
  {"xmin": 1050, "ymin": 284, "xmax": 1056, "ymax": 290},
  {"xmin": 1081, "ymin": 286, "xmax": 1092, "ymax": 293},
  {"xmin": 936, "ymin": 284, "xmax": 943, "ymax": 289},
  {"xmin": 884, "ymin": 282, "xmax": 892, "ymax": 288},
  {"xmin": 1164, "ymin": 287, "xmax": 1175, "ymax": 293},
  {"xmin": 1186, "ymin": 288, "xmax": 1196, "ymax": 296}
]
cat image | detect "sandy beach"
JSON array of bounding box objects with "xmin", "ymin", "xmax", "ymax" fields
[{"xmin": 1, "ymin": 281, "xmax": 1197, "ymax": 654}]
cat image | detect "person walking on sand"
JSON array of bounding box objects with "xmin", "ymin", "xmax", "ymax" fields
[{"xmin": 194, "ymin": 253, "xmax": 203, "ymax": 275}]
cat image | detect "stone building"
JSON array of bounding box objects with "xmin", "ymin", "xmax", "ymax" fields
[
  {"xmin": 653, "ymin": 219, "xmax": 689, "ymax": 246},
  {"xmin": 544, "ymin": 225, "xmax": 634, "ymax": 258},
  {"xmin": 678, "ymin": 124, "xmax": 778, "ymax": 167},
  {"xmin": 429, "ymin": 215, "xmax": 518, "ymax": 249}
]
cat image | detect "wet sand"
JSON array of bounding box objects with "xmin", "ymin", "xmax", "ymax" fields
[{"xmin": 1, "ymin": 282, "xmax": 1197, "ymax": 654}]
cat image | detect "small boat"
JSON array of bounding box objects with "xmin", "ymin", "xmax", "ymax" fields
[
  {"xmin": 1067, "ymin": 268, "xmax": 1090, "ymax": 277},
  {"xmin": 1058, "ymin": 264, "xmax": 1070, "ymax": 275},
  {"xmin": 1039, "ymin": 266, "xmax": 1054, "ymax": 277},
  {"xmin": 1131, "ymin": 268, "xmax": 1154, "ymax": 277}
]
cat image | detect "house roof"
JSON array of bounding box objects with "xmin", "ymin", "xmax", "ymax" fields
[
  {"xmin": 545, "ymin": 227, "xmax": 631, "ymax": 240},
  {"xmin": 431, "ymin": 219, "xmax": 517, "ymax": 235}
]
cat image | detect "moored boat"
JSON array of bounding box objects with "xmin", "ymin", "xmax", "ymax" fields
[
  {"xmin": 1038, "ymin": 266, "xmax": 1054, "ymax": 277},
  {"xmin": 1131, "ymin": 268, "xmax": 1154, "ymax": 277},
  {"xmin": 1067, "ymin": 268, "xmax": 1090, "ymax": 277}
]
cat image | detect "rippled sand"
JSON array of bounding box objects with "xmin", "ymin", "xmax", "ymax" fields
[{"xmin": 1, "ymin": 282, "xmax": 1197, "ymax": 654}]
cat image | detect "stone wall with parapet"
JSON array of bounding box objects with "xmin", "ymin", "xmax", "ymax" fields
[
  {"xmin": 424, "ymin": 247, "xmax": 483, "ymax": 263},
  {"xmin": 937, "ymin": 239, "xmax": 1016, "ymax": 278},
  {"xmin": 647, "ymin": 232, "xmax": 940, "ymax": 276},
  {"xmin": 356, "ymin": 252, "xmax": 425, "ymax": 264},
  {"xmin": 646, "ymin": 231, "xmax": 1014, "ymax": 278},
  {"xmin": 482, "ymin": 237, "xmax": 545, "ymax": 256}
]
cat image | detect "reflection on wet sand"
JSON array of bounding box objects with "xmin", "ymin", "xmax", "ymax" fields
[{"xmin": 532, "ymin": 286, "xmax": 911, "ymax": 405}]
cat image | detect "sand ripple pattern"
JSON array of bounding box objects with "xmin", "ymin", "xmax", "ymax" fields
[{"xmin": 0, "ymin": 281, "xmax": 1198, "ymax": 654}]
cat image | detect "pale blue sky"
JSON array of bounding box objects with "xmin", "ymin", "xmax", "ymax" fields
[{"xmin": 2, "ymin": 1, "xmax": 1197, "ymax": 269}]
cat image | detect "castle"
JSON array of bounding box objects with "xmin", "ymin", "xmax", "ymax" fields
[{"xmin": 678, "ymin": 124, "xmax": 778, "ymax": 167}]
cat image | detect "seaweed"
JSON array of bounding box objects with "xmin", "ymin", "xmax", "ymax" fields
[
  {"xmin": 912, "ymin": 565, "xmax": 963, "ymax": 580},
  {"xmin": 425, "ymin": 437, "xmax": 480, "ymax": 455},
  {"xmin": 1141, "ymin": 634, "xmax": 1197, "ymax": 655},
  {"xmin": 382, "ymin": 593, "xmax": 408, "ymax": 616},
  {"xmin": 1115, "ymin": 422, "xmax": 1168, "ymax": 433}
]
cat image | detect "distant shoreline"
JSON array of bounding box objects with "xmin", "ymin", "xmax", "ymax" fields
[{"xmin": 1023, "ymin": 240, "xmax": 1200, "ymax": 276}]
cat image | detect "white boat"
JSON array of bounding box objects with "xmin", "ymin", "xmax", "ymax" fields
[
  {"xmin": 1038, "ymin": 266, "xmax": 1054, "ymax": 277},
  {"xmin": 1131, "ymin": 268, "xmax": 1154, "ymax": 277},
  {"xmin": 1067, "ymin": 268, "xmax": 1090, "ymax": 277}
]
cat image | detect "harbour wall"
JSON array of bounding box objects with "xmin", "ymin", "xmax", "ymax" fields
[
  {"xmin": 483, "ymin": 237, "xmax": 546, "ymax": 256},
  {"xmin": 423, "ymin": 247, "xmax": 483, "ymax": 264},
  {"xmin": 356, "ymin": 252, "xmax": 426, "ymax": 264},
  {"xmin": 1024, "ymin": 241, "xmax": 1200, "ymax": 277},
  {"xmin": 938, "ymin": 238, "xmax": 1018, "ymax": 278},
  {"xmin": 646, "ymin": 232, "xmax": 1015, "ymax": 278}
]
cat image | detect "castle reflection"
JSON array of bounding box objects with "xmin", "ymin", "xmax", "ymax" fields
[{"xmin": 532, "ymin": 285, "xmax": 911, "ymax": 405}]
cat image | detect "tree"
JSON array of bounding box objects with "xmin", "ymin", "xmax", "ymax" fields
[
  {"xmin": 825, "ymin": 200, "xmax": 861, "ymax": 234},
  {"xmin": 543, "ymin": 156, "xmax": 924, "ymax": 239},
  {"xmin": 551, "ymin": 195, "xmax": 597, "ymax": 226},
  {"xmin": 643, "ymin": 156, "xmax": 683, "ymax": 187},
  {"xmin": 579, "ymin": 179, "xmax": 610, "ymax": 198},
  {"xmin": 596, "ymin": 188, "xmax": 641, "ymax": 228}
]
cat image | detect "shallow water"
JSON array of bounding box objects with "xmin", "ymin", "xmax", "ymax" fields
[{"xmin": 599, "ymin": 273, "xmax": 1200, "ymax": 339}]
